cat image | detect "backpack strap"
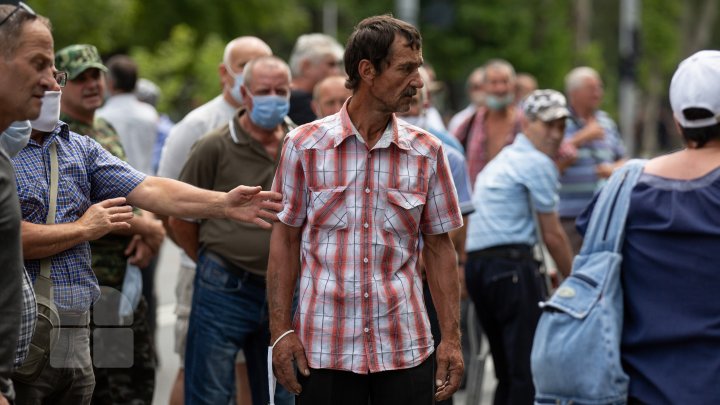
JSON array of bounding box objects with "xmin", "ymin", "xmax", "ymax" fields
[
  {"xmin": 35, "ymin": 141, "xmax": 59, "ymax": 301},
  {"xmin": 579, "ymin": 159, "xmax": 647, "ymax": 256}
]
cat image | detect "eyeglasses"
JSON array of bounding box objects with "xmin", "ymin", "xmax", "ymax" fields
[
  {"xmin": 0, "ymin": 2, "xmax": 36, "ymax": 28},
  {"xmin": 54, "ymin": 71, "xmax": 68, "ymax": 87}
]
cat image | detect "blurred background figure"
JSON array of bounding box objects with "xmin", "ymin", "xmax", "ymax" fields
[
  {"xmin": 311, "ymin": 74, "xmax": 350, "ymax": 118},
  {"xmin": 288, "ymin": 33, "xmax": 343, "ymax": 125},
  {"xmin": 134, "ymin": 78, "xmax": 174, "ymax": 176},
  {"xmin": 448, "ymin": 67, "xmax": 485, "ymax": 135},
  {"xmin": 515, "ymin": 73, "xmax": 538, "ymax": 104}
]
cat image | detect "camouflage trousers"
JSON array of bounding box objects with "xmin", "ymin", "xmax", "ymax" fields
[{"xmin": 90, "ymin": 295, "xmax": 156, "ymax": 405}]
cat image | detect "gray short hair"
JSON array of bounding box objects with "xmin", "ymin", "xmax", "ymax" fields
[
  {"xmin": 289, "ymin": 33, "xmax": 343, "ymax": 78},
  {"xmin": 0, "ymin": 5, "xmax": 50, "ymax": 60},
  {"xmin": 222, "ymin": 36, "xmax": 272, "ymax": 66},
  {"xmin": 565, "ymin": 66, "xmax": 600, "ymax": 94},
  {"xmin": 243, "ymin": 56, "xmax": 292, "ymax": 89},
  {"xmin": 482, "ymin": 59, "xmax": 516, "ymax": 83}
]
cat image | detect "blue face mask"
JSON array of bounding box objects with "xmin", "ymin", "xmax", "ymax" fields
[
  {"xmin": 485, "ymin": 94, "xmax": 515, "ymax": 111},
  {"xmin": 249, "ymin": 94, "xmax": 290, "ymax": 129},
  {"xmin": 225, "ymin": 64, "xmax": 244, "ymax": 105},
  {"xmin": 1, "ymin": 120, "xmax": 32, "ymax": 158}
]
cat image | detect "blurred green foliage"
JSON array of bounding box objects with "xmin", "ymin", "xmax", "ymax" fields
[{"xmin": 31, "ymin": 0, "xmax": 714, "ymax": 136}]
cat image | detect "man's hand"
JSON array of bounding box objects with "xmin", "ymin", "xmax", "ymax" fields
[
  {"xmin": 141, "ymin": 217, "xmax": 166, "ymax": 253},
  {"xmin": 271, "ymin": 332, "xmax": 310, "ymax": 395},
  {"xmin": 434, "ymin": 339, "xmax": 464, "ymax": 401},
  {"xmin": 124, "ymin": 235, "xmax": 155, "ymax": 268},
  {"xmin": 0, "ymin": 394, "xmax": 9, "ymax": 405},
  {"xmin": 224, "ymin": 185, "xmax": 283, "ymax": 229},
  {"xmin": 77, "ymin": 197, "xmax": 133, "ymax": 240}
]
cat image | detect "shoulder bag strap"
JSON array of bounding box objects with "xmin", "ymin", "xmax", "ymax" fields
[
  {"xmin": 580, "ymin": 159, "xmax": 647, "ymax": 255},
  {"xmin": 35, "ymin": 141, "xmax": 59, "ymax": 301}
]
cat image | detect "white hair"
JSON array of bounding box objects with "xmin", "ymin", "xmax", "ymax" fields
[
  {"xmin": 565, "ymin": 66, "xmax": 600, "ymax": 94},
  {"xmin": 289, "ymin": 33, "xmax": 344, "ymax": 78},
  {"xmin": 483, "ymin": 59, "xmax": 516, "ymax": 83},
  {"xmin": 243, "ymin": 56, "xmax": 292, "ymax": 89}
]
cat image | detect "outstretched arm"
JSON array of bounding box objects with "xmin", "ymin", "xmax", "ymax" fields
[{"xmin": 126, "ymin": 176, "xmax": 283, "ymax": 229}]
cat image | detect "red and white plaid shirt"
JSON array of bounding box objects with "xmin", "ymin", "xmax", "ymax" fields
[{"xmin": 272, "ymin": 100, "xmax": 463, "ymax": 374}]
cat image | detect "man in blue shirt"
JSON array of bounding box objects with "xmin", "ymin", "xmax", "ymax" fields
[
  {"xmin": 11, "ymin": 86, "xmax": 282, "ymax": 403},
  {"xmin": 464, "ymin": 90, "xmax": 573, "ymax": 405}
]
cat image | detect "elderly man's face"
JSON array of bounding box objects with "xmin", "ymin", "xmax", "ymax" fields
[
  {"xmin": 242, "ymin": 62, "xmax": 290, "ymax": 105},
  {"xmin": 368, "ymin": 35, "xmax": 424, "ymax": 114},
  {"xmin": 0, "ymin": 20, "xmax": 54, "ymax": 123},
  {"xmin": 306, "ymin": 54, "xmax": 342, "ymax": 85},
  {"xmin": 312, "ymin": 77, "xmax": 351, "ymax": 118},
  {"xmin": 221, "ymin": 42, "xmax": 273, "ymax": 95},
  {"xmin": 572, "ymin": 76, "xmax": 604, "ymax": 111},
  {"xmin": 484, "ymin": 66, "xmax": 514, "ymax": 98}
]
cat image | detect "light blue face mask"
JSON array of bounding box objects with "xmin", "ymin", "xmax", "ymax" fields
[
  {"xmin": 249, "ymin": 93, "xmax": 290, "ymax": 129},
  {"xmin": 486, "ymin": 94, "xmax": 515, "ymax": 111},
  {"xmin": 1, "ymin": 120, "xmax": 32, "ymax": 158},
  {"xmin": 226, "ymin": 64, "xmax": 244, "ymax": 105}
]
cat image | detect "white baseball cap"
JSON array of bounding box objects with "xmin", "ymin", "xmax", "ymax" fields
[{"xmin": 670, "ymin": 50, "xmax": 720, "ymax": 128}]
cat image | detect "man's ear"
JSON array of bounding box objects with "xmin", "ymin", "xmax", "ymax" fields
[{"xmin": 358, "ymin": 59, "xmax": 376, "ymax": 85}]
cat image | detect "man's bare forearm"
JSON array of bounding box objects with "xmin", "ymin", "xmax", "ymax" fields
[
  {"xmin": 267, "ymin": 222, "xmax": 302, "ymax": 339},
  {"xmin": 127, "ymin": 176, "xmax": 226, "ymax": 219},
  {"xmin": 21, "ymin": 221, "xmax": 88, "ymax": 260},
  {"xmin": 422, "ymin": 232, "xmax": 461, "ymax": 343}
]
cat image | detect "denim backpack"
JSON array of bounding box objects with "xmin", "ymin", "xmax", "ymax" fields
[{"xmin": 531, "ymin": 159, "xmax": 646, "ymax": 405}]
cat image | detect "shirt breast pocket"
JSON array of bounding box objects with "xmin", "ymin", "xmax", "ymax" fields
[
  {"xmin": 307, "ymin": 186, "xmax": 348, "ymax": 231},
  {"xmin": 383, "ymin": 189, "xmax": 426, "ymax": 237}
]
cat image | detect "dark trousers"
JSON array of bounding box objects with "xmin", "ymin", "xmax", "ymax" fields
[
  {"xmin": 464, "ymin": 245, "xmax": 545, "ymax": 405},
  {"xmin": 297, "ymin": 353, "xmax": 436, "ymax": 405}
]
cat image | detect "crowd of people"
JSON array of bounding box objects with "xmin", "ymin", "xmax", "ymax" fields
[{"xmin": 2, "ymin": 2, "xmax": 720, "ymax": 405}]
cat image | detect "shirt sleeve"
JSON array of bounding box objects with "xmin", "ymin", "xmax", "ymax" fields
[
  {"xmin": 420, "ymin": 144, "xmax": 463, "ymax": 235},
  {"xmin": 522, "ymin": 156, "xmax": 559, "ymax": 213},
  {"xmin": 272, "ymin": 137, "xmax": 307, "ymax": 227},
  {"xmin": 86, "ymin": 135, "xmax": 146, "ymax": 202}
]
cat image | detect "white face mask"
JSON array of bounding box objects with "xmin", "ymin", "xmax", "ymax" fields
[{"xmin": 30, "ymin": 90, "xmax": 62, "ymax": 132}]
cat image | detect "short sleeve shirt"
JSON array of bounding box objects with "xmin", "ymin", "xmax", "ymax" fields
[
  {"xmin": 13, "ymin": 123, "xmax": 146, "ymax": 313},
  {"xmin": 465, "ymin": 133, "xmax": 559, "ymax": 252},
  {"xmin": 272, "ymin": 100, "xmax": 463, "ymax": 374}
]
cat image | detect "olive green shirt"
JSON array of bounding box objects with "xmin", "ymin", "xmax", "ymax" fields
[
  {"xmin": 178, "ymin": 108, "xmax": 291, "ymax": 275},
  {"xmin": 62, "ymin": 114, "xmax": 132, "ymax": 288}
]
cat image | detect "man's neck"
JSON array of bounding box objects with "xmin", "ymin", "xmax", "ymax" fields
[
  {"xmin": 62, "ymin": 109, "xmax": 94, "ymax": 127},
  {"xmin": 486, "ymin": 105, "xmax": 513, "ymax": 120},
  {"xmin": 346, "ymin": 93, "xmax": 392, "ymax": 149},
  {"xmin": 30, "ymin": 129, "xmax": 46, "ymax": 144},
  {"xmin": 238, "ymin": 112, "xmax": 282, "ymax": 144},
  {"xmin": 571, "ymin": 103, "xmax": 594, "ymax": 120}
]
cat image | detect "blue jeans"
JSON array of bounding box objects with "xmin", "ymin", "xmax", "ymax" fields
[{"xmin": 184, "ymin": 251, "xmax": 294, "ymax": 405}]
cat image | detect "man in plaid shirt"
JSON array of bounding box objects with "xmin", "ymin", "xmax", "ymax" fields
[{"xmin": 268, "ymin": 15, "xmax": 464, "ymax": 404}]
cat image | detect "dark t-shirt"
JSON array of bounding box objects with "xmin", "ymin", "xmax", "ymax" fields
[
  {"xmin": 0, "ymin": 150, "xmax": 22, "ymax": 378},
  {"xmin": 288, "ymin": 89, "xmax": 316, "ymax": 125},
  {"xmin": 578, "ymin": 167, "xmax": 720, "ymax": 404}
]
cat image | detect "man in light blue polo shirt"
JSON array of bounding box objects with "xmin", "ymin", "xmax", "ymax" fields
[{"xmin": 464, "ymin": 89, "xmax": 573, "ymax": 405}]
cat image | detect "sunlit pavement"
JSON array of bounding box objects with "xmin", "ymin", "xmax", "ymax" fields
[{"xmin": 151, "ymin": 241, "xmax": 494, "ymax": 405}]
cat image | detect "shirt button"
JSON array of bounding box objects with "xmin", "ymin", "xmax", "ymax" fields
[
  {"xmin": 364, "ymin": 328, "xmax": 369, "ymax": 333},
  {"xmin": 365, "ymin": 188, "xmax": 371, "ymax": 194},
  {"xmin": 363, "ymin": 223, "xmax": 369, "ymax": 228},
  {"xmin": 364, "ymin": 292, "xmax": 369, "ymax": 298},
  {"xmin": 363, "ymin": 257, "xmax": 369, "ymax": 263}
]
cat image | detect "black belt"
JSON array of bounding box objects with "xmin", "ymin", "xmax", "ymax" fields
[
  {"xmin": 467, "ymin": 244, "xmax": 535, "ymax": 261},
  {"xmin": 203, "ymin": 250, "xmax": 267, "ymax": 288}
]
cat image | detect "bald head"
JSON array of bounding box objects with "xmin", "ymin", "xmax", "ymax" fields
[
  {"xmin": 312, "ymin": 75, "xmax": 351, "ymax": 118},
  {"xmin": 220, "ymin": 36, "xmax": 273, "ymax": 107}
]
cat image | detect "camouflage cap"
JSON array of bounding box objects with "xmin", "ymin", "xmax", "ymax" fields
[{"xmin": 55, "ymin": 44, "xmax": 108, "ymax": 80}]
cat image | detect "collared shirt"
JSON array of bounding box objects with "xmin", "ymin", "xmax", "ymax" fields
[
  {"xmin": 452, "ymin": 106, "xmax": 523, "ymax": 184},
  {"xmin": 466, "ymin": 134, "xmax": 559, "ymax": 252},
  {"xmin": 14, "ymin": 270, "xmax": 36, "ymax": 367},
  {"xmin": 272, "ymin": 100, "xmax": 463, "ymax": 374},
  {"xmin": 179, "ymin": 108, "xmax": 290, "ymax": 275},
  {"xmin": 13, "ymin": 122, "xmax": 146, "ymax": 313},
  {"xmin": 559, "ymin": 109, "xmax": 625, "ymax": 218}
]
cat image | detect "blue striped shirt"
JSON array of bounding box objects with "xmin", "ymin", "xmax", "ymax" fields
[
  {"xmin": 558, "ymin": 110, "xmax": 625, "ymax": 217},
  {"xmin": 13, "ymin": 122, "xmax": 145, "ymax": 313},
  {"xmin": 466, "ymin": 134, "xmax": 559, "ymax": 252}
]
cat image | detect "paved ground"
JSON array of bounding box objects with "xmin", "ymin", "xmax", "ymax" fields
[{"xmin": 151, "ymin": 241, "xmax": 495, "ymax": 405}]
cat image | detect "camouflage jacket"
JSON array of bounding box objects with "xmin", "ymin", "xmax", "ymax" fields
[{"xmin": 63, "ymin": 113, "xmax": 132, "ymax": 289}]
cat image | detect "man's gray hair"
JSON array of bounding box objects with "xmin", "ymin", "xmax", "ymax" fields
[
  {"xmin": 289, "ymin": 33, "xmax": 343, "ymax": 78},
  {"xmin": 222, "ymin": 36, "xmax": 272, "ymax": 67},
  {"xmin": 243, "ymin": 56, "xmax": 292, "ymax": 89},
  {"xmin": 565, "ymin": 66, "xmax": 600, "ymax": 94},
  {"xmin": 0, "ymin": 5, "xmax": 50, "ymax": 60},
  {"xmin": 482, "ymin": 59, "xmax": 516, "ymax": 83}
]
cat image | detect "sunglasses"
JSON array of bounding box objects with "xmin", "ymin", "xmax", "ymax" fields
[
  {"xmin": 0, "ymin": 2, "xmax": 36, "ymax": 28},
  {"xmin": 54, "ymin": 71, "xmax": 68, "ymax": 87}
]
